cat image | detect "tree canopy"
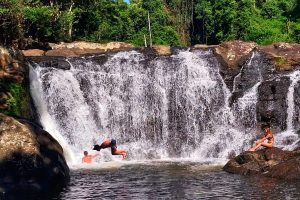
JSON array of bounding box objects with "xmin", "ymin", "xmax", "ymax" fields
[{"xmin": 0, "ymin": 0, "xmax": 299, "ymax": 47}]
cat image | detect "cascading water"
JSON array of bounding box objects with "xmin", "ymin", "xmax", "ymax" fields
[
  {"xmin": 276, "ymin": 71, "xmax": 300, "ymax": 150},
  {"xmin": 29, "ymin": 49, "xmax": 283, "ymax": 165},
  {"xmin": 231, "ymin": 52, "xmax": 263, "ymax": 132}
]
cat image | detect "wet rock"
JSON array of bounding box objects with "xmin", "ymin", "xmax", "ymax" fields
[
  {"xmin": 214, "ymin": 40, "xmax": 257, "ymax": 91},
  {"xmin": 256, "ymin": 77, "xmax": 290, "ymax": 131},
  {"xmin": 293, "ymin": 81, "xmax": 300, "ymax": 131},
  {"xmin": 39, "ymin": 59, "xmax": 71, "ymax": 70},
  {"xmin": 223, "ymin": 147, "xmax": 300, "ymax": 180},
  {"xmin": 258, "ymin": 43, "xmax": 300, "ymax": 71},
  {"xmin": 0, "ymin": 113, "xmax": 69, "ymax": 194},
  {"xmin": 267, "ymin": 157, "xmax": 300, "ymax": 180},
  {"xmin": 45, "ymin": 48, "xmax": 103, "ymax": 57},
  {"xmin": 213, "ymin": 40, "xmax": 300, "ymax": 126}
]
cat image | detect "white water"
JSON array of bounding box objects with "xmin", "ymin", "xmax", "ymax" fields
[
  {"xmin": 29, "ymin": 62, "xmax": 76, "ymax": 164},
  {"xmin": 28, "ymin": 50, "xmax": 298, "ymax": 166},
  {"xmin": 276, "ymin": 71, "xmax": 300, "ymax": 150}
]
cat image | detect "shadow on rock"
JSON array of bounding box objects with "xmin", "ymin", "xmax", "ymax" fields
[{"xmin": 0, "ymin": 113, "xmax": 69, "ymax": 197}]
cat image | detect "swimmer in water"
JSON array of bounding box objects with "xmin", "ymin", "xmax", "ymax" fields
[{"xmin": 82, "ymin": 151, "xmax": 98, "ymax": 164}]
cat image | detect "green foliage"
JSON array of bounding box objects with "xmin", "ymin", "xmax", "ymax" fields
[
  {"xmin": 57, "ymin": 10, "xmax": 76, "ymax": 41},
  {"xmin": 127, "ymin": 0, "xmax": 180, "ymax": 45},
  {"xmin": 289, "ymin": 21, "xmax": 300, "ymax": 42},
  {"xmin": 0, "ymin": 79, "xmax": 26, "ymax": 116},
  {"xmin": 1, "ymin": 0, "xmax": 300, "ymax": 47},
  {"xmin": 245, "ymin": 17, "xmax": 292, "ymax": 44},
  {"xmin": 0, "ymin": 0, "xmax": 24, "ymax": 46},
  {"xmin": 24, "ymin": 6, "xmax": 58, "ymax": 41},
  {"xmin": 194, "ymin": 0, "xmax": 299, "ymax": 45},
  {"xmin": 151, "ymin": 24, "xmax": 180, "ymax": 46}
]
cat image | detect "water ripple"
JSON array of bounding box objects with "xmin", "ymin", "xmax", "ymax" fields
[{"xmin": 49, "ymin": 162, "xmax": 300, "ymax": 200}]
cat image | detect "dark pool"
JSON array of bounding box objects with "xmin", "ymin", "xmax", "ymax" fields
[{"xmin": 55, "ymin": 161, "xmax": 300, "ymax": 200}]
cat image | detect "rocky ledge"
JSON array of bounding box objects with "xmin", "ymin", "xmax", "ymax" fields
[
  {"xmin": 213, "ymin": 40, "xmax": 300, "ymax": 72},
  {"xmin": 23, "ymin": 41, "xmax": 135, "ymax": 57},
  {"xmin": 0, "ymin": 113, "xmax": 69, "ymax": 195},
  {"xmin": 223, "ymin": 147, "xmax": 300, "ymax": 180}
]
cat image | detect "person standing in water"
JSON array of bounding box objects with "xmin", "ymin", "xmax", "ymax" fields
[
  {"xmin": 82, "ymin": 151, "xmax": 98, "ymax": 164},
  {"xmin": 93, "ymin": 138, "xmax": 128, "ymax": 159},
  {"xmin": 249, "ymin": 125, "xmax": 274, "ymax": 151}
]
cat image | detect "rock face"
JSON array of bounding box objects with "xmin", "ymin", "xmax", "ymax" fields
[
  {"xmin": 215, "ymin": 40, "xmax": 257, "ymax": 70},
  {"xmin": 223, "ymin": 147, "xmax": 300, "ymax": 180},
  {"xmin": 0, "ymin": 47, "xmax": 25, "ymax": 82},
  {"xmin": 214, "ymin": 40, "xmax": 257, "ymax": 91},
  {"xmin": 0, "ymin": 46, "xmax": 36, "ymax": 119},
  {"xmin": 22, "ymin": 49, "xmax": 45, "ymax": 57},
  {"xmin": 152, "ymin": 45, "xmax": 171, "ymax": 56},
  {"xmin": 0, "ymin": 113, "xmax": 69, "ymax": 195},
  {"xmin": 258, "ymin": 43, "xmax": 300, "ymax": 71},
  {"xmin": 211, "ymin": 41, "xmax": 300, "ymax": 132},
  {"xmin": 45, "ymin": 41, "xmax": 135, "ymax": 57}
]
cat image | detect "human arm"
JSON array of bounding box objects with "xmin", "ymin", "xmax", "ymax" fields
[
  {"xmin": 92, "ymin": 154, "xmax": 99, "ymax": 158},
  {"xmin": 256, "ymin": 133, "xmax": 272, "ymax": 145}
]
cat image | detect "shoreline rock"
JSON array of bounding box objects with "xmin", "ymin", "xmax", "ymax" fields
[
  {"xmin": 0, "ymin": 113, "xmax": 69, "ymax": 195},
  {"xmin": 223, "ymin": 147, "xmax": 300, "ymax": 180}
]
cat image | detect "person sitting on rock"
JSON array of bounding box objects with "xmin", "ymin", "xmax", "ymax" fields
[
  {"xmin": 249, "ymin": 125, "xmax": 274, "ymax": 151},
  {"xmin": 93, "ymin": 138, "xmax": 128, "ymax": 159},
  {"xmin": 82, "ymin": 151, "xmax": 98, "ymax": 164}
]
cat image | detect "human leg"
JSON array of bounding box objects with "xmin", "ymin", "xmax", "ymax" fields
[
  {"xmin": 249, "ymin": 141, "xmax": 273, "ymax": 151},
  {"xmin": 112, "ymin": 149, "xmax": 128, "ymax": 158},
  {"xmin": 249, "ymin": 143, "xmax": 262, "ymax": 151},
  {"xmin": 260, "ymin": 142, "xmax": 273, "ymax": 148}
]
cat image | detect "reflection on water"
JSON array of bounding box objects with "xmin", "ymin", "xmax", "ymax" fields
[{"xmin": 55, "ymin": 162, "xmax": 300, "ymax": 200}]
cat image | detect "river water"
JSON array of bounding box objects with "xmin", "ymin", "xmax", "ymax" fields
[{"xmin": 50, "ymin": 162, "xmax": 299, "ymax": 200}]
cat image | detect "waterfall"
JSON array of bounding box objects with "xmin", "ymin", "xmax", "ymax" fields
[
  {"xmin": 286, "ymin": 71, "xmax": 300, "ymax": 130},
  {"xmin": 232, "ymin": 52, "xmax": 262, "ymax": 130},
  {"xmin": 29, "ymin": 62, "xmax": 76, "ymax": 163},
  {"xmin": 29, "ymin": 49, "xmax": 265, "ymax": 164},
  {"xmin": 276, "ymin": 71, "xmax": 300, "ymax": 150}
]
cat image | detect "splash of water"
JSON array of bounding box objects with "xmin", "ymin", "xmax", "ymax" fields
[{"xmin": 29, "ymin": 50, "xmax": 265, "ymax": 165}]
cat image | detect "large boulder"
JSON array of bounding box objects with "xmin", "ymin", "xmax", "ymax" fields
[
  {"xmin": 0, "ymin": 113, "xmax": 69, "ymax": 196},
  {"xmin": 214, "ymin": 40, "xmax": 257, "ymax": 91},
  {"xmin": 215, "ymin": 40, "xmax": 257, "ymax": 70},
  {"xmin": 223, "ymin": 147, "xmax": 300, "ymax": 180}
]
